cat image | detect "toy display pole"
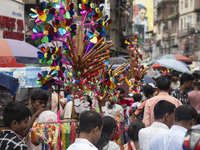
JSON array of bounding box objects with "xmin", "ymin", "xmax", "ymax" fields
[
  {"xmin": 58, "ymin": 84, "xmax": 60, "ymax": 112},
  {"xmin": 130, "ymin": 46, "xmax": 135, "ymax": 79},
  {"xmin": 71, "ymin": 88, "xmax": 79, "ymax": 120}
]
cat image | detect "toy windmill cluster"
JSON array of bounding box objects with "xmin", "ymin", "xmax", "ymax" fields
[
  {"xmin": 125, "ymin": 35, "xmax": 149, "ymax": 97},
  {"xmin": 30, "ymin": 0, "xmax": 128, "ymax": 114}
]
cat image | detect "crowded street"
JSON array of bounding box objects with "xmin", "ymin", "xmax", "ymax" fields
[{"xmin": 0, "ymin": 0, "xmax": 200, "ymax": 150}]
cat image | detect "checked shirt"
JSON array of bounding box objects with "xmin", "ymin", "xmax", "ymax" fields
[{"xmin": 0, "ymin": 130, "xmax": 28, "ymax": 150}]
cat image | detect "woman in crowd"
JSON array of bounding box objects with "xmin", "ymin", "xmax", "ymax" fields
[
  {"xmin": 121, "ymin": 121, "xmax": 145, "ymax": 150},
  {"xmin": 96, "ymin": 116, "xmax": 120, "ymax": 150}
]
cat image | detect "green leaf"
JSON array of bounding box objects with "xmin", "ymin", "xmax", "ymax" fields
[
  {"xmin": 47, "ymin": 2, "xmax": 53, "ymax": 9},
  {"xmin": 41, "ymin": 35, "xmax": 48, "ymax": 43},
  {"xmin": 37, "ymin": 80, "xmax": 42, "ymax": 87},
  {"xmin": 39, "ymin": 58, "xmax": 47, "ymax": 65},
  {"xmin": 64, "ymin": 11, "xmax": 70, "ymax": 19},
  {"xmin": 79, "ymin": 4, "xmax": 82, "ymax": 9},
  {"xmin": 97, "ymin": 26, "xmax": 102, "ymax": 32},
  {"xmin": 35, "ymin": 38, "xmax": 42, "ymax": 45},
  {"xmin": 47, "ymin": 59, "xmax": 53, "ymax": 65},
  {"xmin": 66, "ymin": 49, "xmax": 70, "ymax": 55}
]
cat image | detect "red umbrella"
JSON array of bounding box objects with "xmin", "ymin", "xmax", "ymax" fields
[
  {"xmin": 161, "ymin": 54, "xmax": 191, "ymax": 62},
  {"xmin": 0, "ymin": 38, "xmax": 39, "ymax": 67},
  {"xmin": 152, "ymin": 63, "xmax": 163, "ymax": 69}
]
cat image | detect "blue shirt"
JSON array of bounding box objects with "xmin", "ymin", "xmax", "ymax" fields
[{"xmin": 149, "ymin": 125, "xmax": 187, "ymax": 150}]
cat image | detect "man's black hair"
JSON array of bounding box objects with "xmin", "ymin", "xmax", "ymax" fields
[
  {"xmin": 175, "ymin": 105, "xmax": 198, "ymax": 123},
  {"xmin": 154, "ymin": 100, "xmax": 176, "ymax": 120},
  {"xmin": 180, "ymin": 73, "xmax": 195, "ymax": 86},
  {"xmin": 31, "ymin": 90, "xmax": 49, "ymax": 102},
  {"xmin": 192, "ymin": 73, "xmax": 199, "ymax": 80},
  {"xmin": 142, "ymin": 85, "xmax": 154, "ymax": 99},
  {"xmin": 3, "ymin": 101, "xmax": 31, "ymax": 127},
  {"xmin": 133, "ymin": 93, "xmax": 142, "ymax": 102},
  {"xmin": 172, "ymin": 72, "xmax": 179, "ymax": 77},
  {"xmin": 128, "ymin": 121, "xmax": 145, "ymax": 141},
  {"xmin": 139, "ymin": 6, "xmax": 147, "ymax": 11},
  {"xmin": 116, "ymin": 87, "xmax": 125, "ymax": 94},
  {"xmin": 95, "ymin": 116, "xmax": 116, "ymax": 150},
  {"xmin": 156, "ymin": 76, "xmax": 171, "ymax": 91},
  {"xmin": 80, "ymin": 110, "xmax": 102, "ymax": 133},
  {"xmin": 164, "ymin": 75, "xmax": 172, "ymax": 81}
]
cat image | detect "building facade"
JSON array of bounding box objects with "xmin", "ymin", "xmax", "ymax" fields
[
  {"xmin": 178, "ymin": 0, "xmax": 200, "ymax": 60},
  {"xmin": 154, "ymin": 0, "xmax": 179, "ymax": 57},
  {"xmin": 0, "ymin": 0, "xmax": 25, "ymax": 41}
]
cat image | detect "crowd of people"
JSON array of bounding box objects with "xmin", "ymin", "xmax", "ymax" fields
[{"xmin": 1, "ymin": 72, "xmax": 200, "ymax": 150}]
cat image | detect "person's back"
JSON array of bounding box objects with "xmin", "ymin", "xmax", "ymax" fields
[
  {"xmin": 67, "ymin": 110, "xmax": 103, "ymax": 150},
  {"xmin": 188, "ymin": 80, "xmax": 200, "ymax": 114},
  {"xmin": 149, "ymin": 104, "xmax": 198, "ymax": 150},
  {"xmin": 0, "ymin": 101, "xmax": 31, "ymax": 150},
  {"xmin": 143, "ymin": 76, "xmax": 182, "ymax": 127},
  {"xmin": 139, "ymin": 100, "xmax": 175, "ymax": 150}
]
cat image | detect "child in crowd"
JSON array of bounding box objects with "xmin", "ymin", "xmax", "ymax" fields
[
  {"xmin": 131, "ymin": 93, "xmax": 142, "ymax": 112},
  {"xmin": 131, "ymin": 93, "xmax": 142, "ymax": 120},
  {"xmin": 0, "ymin": 101, "xmax": 31, "ymax": 150}
]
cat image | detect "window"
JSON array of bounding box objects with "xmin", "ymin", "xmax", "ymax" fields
[
  {"xmin": 163, "ymin": 22, "xmax": 168, "ymax": 32},
  {"xmin": 191, "ymin": 0, "xmax": 193, "ymax": 7},
  {"xmin": 184, "ymin": 17, "xmax": 186, "ymax": 28},
  {"xmin": 158, "ymin": 23, "xmax": 161, "ymax": 34},
  {"xmin": 188, "ymin": 15, "xmax": 192, "ymax": 27},
  {"xmin": 185, "ymin": 0, "xmax": 188, "ymax": 8},
  {"xmin": 197, "ymin": 12, "xmax": 200, "ymax": 22},
  {"xmin": 170, "ymin": 7, "xmax": 174, "ymax": 14},
  {"xmin": 181, "ymin": 18, "xmax": 183, "ymax": 30},
  {"xmin": 172, "ymin": 20, "xmax": 178, "ymax": 33},
  {"xmin": 181, "ymin": 1, "xmax": 183, "ymax": 10}
]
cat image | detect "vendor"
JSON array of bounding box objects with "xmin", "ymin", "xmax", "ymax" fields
[{"xmin": 23, "ymin": 90, "xmax": 48, "ymax": 150}]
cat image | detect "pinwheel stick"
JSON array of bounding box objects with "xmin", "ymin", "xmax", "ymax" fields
[
  {"xmin": 82, "ymin": 37, "xmax": 104, "ymax": 61},
  {"xmin": 107, "ymin": 61, "xmax": 114, "ymax": 73}
]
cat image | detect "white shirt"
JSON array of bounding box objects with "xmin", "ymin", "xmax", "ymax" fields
[
  {"xmin": 67, "ymin": 138, "xmax": 98, "ymax": 150},
  {"xmin": 172, "ymin": 81, "xmax": 180, "ymax": 90},
  {"xmin": 102, "ymin": 141, "xmax": 120, "ymax": 150},
  {"xmin": 149, "ymin": 125, "xmax": 187, "ymax": 150},
  {"xmin": 139, "ymin": 122, "xmax": 169, "ymax": 150}
]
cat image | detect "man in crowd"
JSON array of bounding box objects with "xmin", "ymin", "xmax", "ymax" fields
[
  {"xmin": 139, "ymin": 100, "xmax": 176, "ymax": 150},
  {"xmin": 0, "ymin": 102, "xmax": 31, "ymax": 150},
  {"xmin": 171, "ymin": 73, "xmax": 195, "ymax": 104},
  {"xmin": 188, "ymin": 80, "xmax": 200, "ymax": 124},
  {"xmin": 24, "ymin": 90, "xmax": 48, "ymax": 150},
  {"xmin": 171, "ymin": 73, "xmax": 180, "ymax": 90},
  {"xmin": 117, "ymin": 87, "xmax": 132, "ymax": 109},
  {"xmin": 149, "ymin": 104, "xmax": 197, "ymax": 150},
  {"xmin": 164, "ymin": 75, "xmax": 174, "ymax": 94},
  {"xmin": 67, "ymin": 111, "xmax": 103, "ymax": 150},
  {"xmin": 143, "ymin": 76, "xmax": 182, "ymax": 127}
]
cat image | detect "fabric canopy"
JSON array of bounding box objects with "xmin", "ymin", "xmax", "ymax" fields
[{"xmin": 0, "ymin": 39, "xmax": 39, "ymax": 67}]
